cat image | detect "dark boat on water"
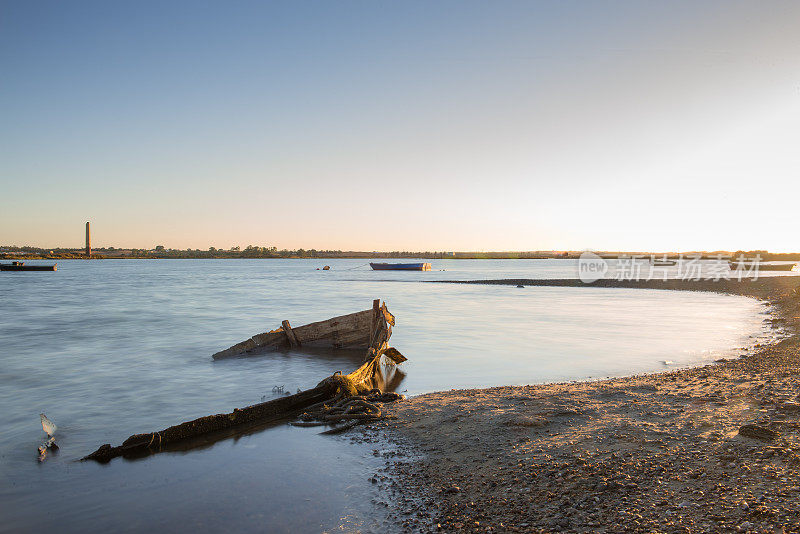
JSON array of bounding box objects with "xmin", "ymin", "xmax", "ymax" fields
[
  {"xmin": 370, "ymin": 262, "xmax": 431, "ymax": 271},
  {"xmin": 0, "ymin": 261, "xmax": 57, "ymax": 271}
]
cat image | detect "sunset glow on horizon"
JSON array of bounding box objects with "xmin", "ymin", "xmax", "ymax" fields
[{"xmin": 2, "ymin": 1, "xmax": 798, "ymax": 252}]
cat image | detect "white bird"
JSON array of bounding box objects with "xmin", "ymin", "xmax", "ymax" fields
[{"xmin": 40, "ymin": 413, "xmax": 57, "ymax": 438}]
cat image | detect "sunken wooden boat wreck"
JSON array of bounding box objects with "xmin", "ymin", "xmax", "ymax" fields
[
  {"xmin": 212, "ymin": 300, "xmax": 395, "ymax": 359},
  {"xmin": 83, "ymin": 299, "xmax": 405, "ymax": 462}
]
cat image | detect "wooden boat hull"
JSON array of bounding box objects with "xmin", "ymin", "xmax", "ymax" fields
[
  {"xmin": 370, "ymin": 262, "xmax": 431, "ymax": 271},
  {"xmin": 0, "ymin": 264, "xmax": 57, "ymax": 271},
  {"xmin": 212, "ymin": 301, "xmax": 395, "ymax": 359},
  {"xmin": 84, "ymin": 299, "xmax": 404, "ymax": 462}
]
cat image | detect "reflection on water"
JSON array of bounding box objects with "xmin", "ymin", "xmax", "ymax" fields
[{"xmin": 0, "ymin": 259, "xmax": 779, "ymax": 532}]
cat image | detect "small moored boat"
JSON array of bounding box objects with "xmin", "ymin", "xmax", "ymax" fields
[
  {"xmin": 0, "ymin": 261, "xmax": 57, "ymax": 271},
  {"xmin": 370, "ymin": 262, "xmax": 431, "ymax": 271}
]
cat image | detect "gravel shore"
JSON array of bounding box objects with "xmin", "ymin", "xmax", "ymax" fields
[{"xmin": 376, "ymin": 276, "xmax": 800, "ymax": 533}]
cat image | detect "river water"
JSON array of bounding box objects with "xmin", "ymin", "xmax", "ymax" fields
[{"xmin": 0, "ymin": 259, "xmax": 780, "ymax": 532}]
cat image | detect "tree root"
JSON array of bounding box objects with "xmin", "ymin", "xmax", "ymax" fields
[{"xmin": 293, "ymin": 388, "xmax": 405, "ymax": 434}]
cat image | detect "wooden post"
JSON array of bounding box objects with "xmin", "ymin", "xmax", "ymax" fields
[
  {"xmin": 281, "ymin": 320, "xmax": 300, "ymax": 347},
  {"xmin": 85, "ymin": 222, "xmax": 91, "ymax": 257},
  {"xmin": 369, "ymin": 299, "xmax": 380, "ymax": 347}
]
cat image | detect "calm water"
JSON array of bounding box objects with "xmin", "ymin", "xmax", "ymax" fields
[{"xmin": 0, "ymin": 259, "xmax": 778, "ymax": 533}]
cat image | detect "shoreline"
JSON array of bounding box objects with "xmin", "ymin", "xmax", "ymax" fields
[
  {"xmin": 376, "ymin": 276, "xmax": 800, "ymax": 533},
  {"xmin": 434, "ymin": 276, "xmax": 800, "ymax": 300}
]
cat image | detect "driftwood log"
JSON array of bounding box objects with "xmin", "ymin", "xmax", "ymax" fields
[{"xmin": 83, "ymin": 300, "xmax": 404, "ymax": 462}]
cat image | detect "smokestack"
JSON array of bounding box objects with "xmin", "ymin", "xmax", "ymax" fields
[{"xmin": 85, "ymin": 222, "xmax": 91, "ymax": 257}]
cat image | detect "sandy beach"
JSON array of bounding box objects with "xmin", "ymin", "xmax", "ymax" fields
[{"xmin": 372, "ymin": 276, "xmax": 800, "ymax": 533}]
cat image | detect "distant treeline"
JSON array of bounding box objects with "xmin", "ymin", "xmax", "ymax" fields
[
  {"xmin": 1, "ymin": 245, "xmax": 799, "ymax": 261},
  {"xmin": 0, "ymin": 245, "xmax": 459, "ymax": 259}
]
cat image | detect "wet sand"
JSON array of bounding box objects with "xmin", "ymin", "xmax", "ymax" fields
[{"xmin": 376, "ymin": 276, "xmax": 800, "ymax": 532}]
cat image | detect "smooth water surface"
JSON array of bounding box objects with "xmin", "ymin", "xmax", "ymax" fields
[{"xmin": 0, "ymin": 259, "xmax": 778, "ymax": 533}]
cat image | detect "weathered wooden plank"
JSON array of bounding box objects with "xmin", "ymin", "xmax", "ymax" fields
[
  {"xmin": 307, "ymin": 329, "xmax": 370, "ymax": 349},
  {"xmin": 383, "ymin": 347, "xmax": 407, "ymax": 364},
  {"xmin": 382, "ymin": 303, "xmax": 395, "ymax": 326},
  {"xmin": 211, "ymin": 332, "xmax": 281, "ymax": 360},
  {"xmin": 82, "ymin": 384, "xmax": 337, "ymax": 462},
  {"xmin": 251, "ymin": 329, "xmax": 288, "ymax": 347},
  {"xmin": 281, "ymin": 320, "xmax": 300, "ymax": 347},
  {"xmin": 212, "ymin": 308, "xmax": 377, "ymax": 359},
  {"xmin": 291, "ymin": 309, "xmax": 373, "ymax": 343},
  {"xmin": 369, "ymin": 299, "xmax": 380, "ymax": 347}
]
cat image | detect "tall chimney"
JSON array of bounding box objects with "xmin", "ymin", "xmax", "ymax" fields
[{"xmin": 85, "ymin": 222, "xmax": 91, "ymax": 257}]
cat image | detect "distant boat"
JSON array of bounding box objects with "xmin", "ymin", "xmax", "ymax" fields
[
  {"xmin": 0, "ymin": 261, "xmax": 57, "ymax": 271},
  {"xmin": 370, "ymin": 262, "xmax": 432, "ymax": 271}
]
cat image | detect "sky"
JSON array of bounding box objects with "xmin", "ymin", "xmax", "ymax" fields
[{"xmin": 1, "ymin": 1, "xmax": 798, "ymax": 252}]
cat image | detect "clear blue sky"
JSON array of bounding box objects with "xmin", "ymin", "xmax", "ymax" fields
[{"xmin": 1, "ymin": 1, "xmax": 798, "ymax": 251}]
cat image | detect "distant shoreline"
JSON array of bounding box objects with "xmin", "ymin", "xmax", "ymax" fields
[
  {"xmin": 4, "ymin": 253, "xmax": 800, "ymax": 261},
  {"xmin": 433, "ymin": 276, "xmax": 800, "ymax": 298}
]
